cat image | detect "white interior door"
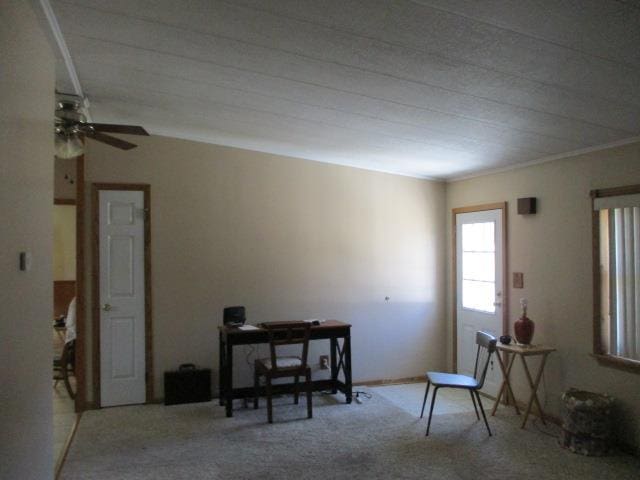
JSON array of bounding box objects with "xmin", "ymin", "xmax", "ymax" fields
[
  {"xmin": 99, "ymin": 189, "xmax": 146, "ymax": 407},
  {"xmin": 456, "ymin": 209, "xmax": 504, "ymax": 396}
]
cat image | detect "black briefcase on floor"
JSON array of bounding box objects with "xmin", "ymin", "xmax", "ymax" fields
[{"xmin": 164, "ymin": 364, "xmax": 212, "ymax": 406}]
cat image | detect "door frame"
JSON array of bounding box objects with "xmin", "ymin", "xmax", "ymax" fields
[
  {"xmin": 74, "ymin": 155, "xmax": 86, "ymax": 412},
  {"xmin": 91, "ymin": 183, "xmax": 153, "ymax": 405},
  {"xmin": 452, "ymin": 202, "xmax": 508, "ymax": 372},
  {"xmin": 54, "ymin": 154, "xmax": 85, "ymax": 412}
]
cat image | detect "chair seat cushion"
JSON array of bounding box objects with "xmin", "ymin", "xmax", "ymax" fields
[
  {"xmin": 258, "ymin": 356, "xmax": 302, "ymax": 370},
  {"xmin": 426, "ymin": 371, "xmax": 478, "ymax": 388}
]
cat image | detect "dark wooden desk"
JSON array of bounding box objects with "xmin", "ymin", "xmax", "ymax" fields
[{"xmin": 218, "ymin": 320, "xmax": 352, "ymax": 417}]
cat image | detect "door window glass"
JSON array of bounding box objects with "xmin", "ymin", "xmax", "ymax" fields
[{"xmin": 462, "ymin": 222, "xmax": 496, "ymax": 313}]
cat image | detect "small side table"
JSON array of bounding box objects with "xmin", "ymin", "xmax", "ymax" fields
[{"xmin": 491, "ymin": 343, "xmax": 555, "ymax": 429}]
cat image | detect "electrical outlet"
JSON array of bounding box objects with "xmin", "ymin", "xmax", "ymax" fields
[{"xmin": 319, "ymin": 355, "xmax": 329, "ymax": 370}]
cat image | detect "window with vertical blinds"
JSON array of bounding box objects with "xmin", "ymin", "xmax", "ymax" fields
[
  {"xmin": 593, "ymin": 187, "xmax": 640, "ymax": 369},
  {"xmin": 609, "ymin": 206, "xmax": 640, "ymax": 359}
]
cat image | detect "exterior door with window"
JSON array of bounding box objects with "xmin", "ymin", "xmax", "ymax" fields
[{"xmin": 456, "ymin": 208, "xmax": 504, "ymax": 396}]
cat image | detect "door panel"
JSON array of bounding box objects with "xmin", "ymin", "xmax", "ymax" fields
[
  {"xmin": 108, "ymin": 235, "xmax": 134, "ymax": 296},
  {"xmin": 456, "ymin": 209, "xmax": 504, "ymax": 397},
  {"xmin": 99, "ymin": 190, "xmax": 146, "ymax": 407}
]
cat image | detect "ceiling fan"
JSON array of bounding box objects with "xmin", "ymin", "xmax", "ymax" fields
[{"xmin": 55, "ymin": 93, "xmax": 149, "ymax": 159}]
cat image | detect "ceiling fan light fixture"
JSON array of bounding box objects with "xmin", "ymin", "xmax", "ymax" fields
[{"xmin": 55, "ymin": 131, "xmax": 84, "ymax": 159}]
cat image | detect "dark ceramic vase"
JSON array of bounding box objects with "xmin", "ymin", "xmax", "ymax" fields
[{"xmin": 514, "ymin": 314, "xmax": 534, "ymax": 344}]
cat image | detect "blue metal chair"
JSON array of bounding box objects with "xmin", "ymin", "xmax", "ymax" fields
[{"xmin": 420, "ymin": 331, "xmax": 497, "ymax": 436}]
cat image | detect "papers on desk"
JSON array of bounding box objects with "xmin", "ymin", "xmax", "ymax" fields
[
  {"xmin": 236, "ymin": 320, "xmax": 326, "ymax": 330},
  {"xmin": 238, "ymin": 325, "xmax": 259, "ymax": 331}
]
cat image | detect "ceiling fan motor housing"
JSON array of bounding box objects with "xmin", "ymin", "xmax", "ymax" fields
[
  {"xmin": 54, "ymin": 93, "xmax": 148, "ymax": 151},
  {"xmin": 56, "ymin": 100, "xmax": 86, "ymax": 123}
]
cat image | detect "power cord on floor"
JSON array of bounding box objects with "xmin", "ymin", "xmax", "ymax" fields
[
  {"xmin": 319, "ymin": 389, "xmax": 372, "ymax": 404},
  {"xmin": 354, "ymin": 390, "xmax": 372, "ymax": 404},
  {"xmin": 244, "ymin": 344, "xmax": 256, "ymax": 368},
  {"xmin": 532, "ymin": 415, "xmax": 561, "ymax": 438}
]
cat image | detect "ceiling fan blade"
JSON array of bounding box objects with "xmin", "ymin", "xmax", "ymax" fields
[
  {"xmin": 84, "ymin": 123, "xmax": 149, "ymax": 136},
  {"xmin": 85, "ymin": 131, "xmax": 138, "ymax": 150}
]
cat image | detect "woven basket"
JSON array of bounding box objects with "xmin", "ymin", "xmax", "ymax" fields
[{"xmin": 559, "ymin": 389, "xmax": 614, "ymax": 456}]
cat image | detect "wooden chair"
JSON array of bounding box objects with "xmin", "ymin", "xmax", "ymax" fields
[
  {"xmin": 420, "ymin": 331, "xmax": 497, "ymax": 436},
  {"xmin": 53, "ymin": 339, "xmax": 76, "ymax": 399},
  {"xmin": 254, "ymin": 321, "xmax": 312, "ymax": 423}
]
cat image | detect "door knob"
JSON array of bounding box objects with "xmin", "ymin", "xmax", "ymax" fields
[
  {"xmin": 493, "ymin": 302, "xmax": 502, "ymax": 307},
  {"xmin": 102, "ymin": 303, "xmax": 112, "ymax": 311}
]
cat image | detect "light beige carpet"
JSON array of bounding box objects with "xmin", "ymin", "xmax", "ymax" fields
[{"xmin": 60, "ymin": 387, "xmax": 639, "ymax": 480}]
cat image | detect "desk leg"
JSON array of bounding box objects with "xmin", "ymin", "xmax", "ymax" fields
[
  {"xmin": 520, "ymin": 353, "xmax": 548, "ymax": 428},
  {"xmin": 330, "ymin": 337, "xmax": 338, "ymax": 394},
  {"xmin": 344, "ymin": 334, "xmax": 352, "ymax": 404},
  {"xmin": 225, "ymin": 340, "xmax": 234, "ymax": 417},
  {"xmin": 218, "ymin": 332, "xmax": 225, "ymax": 406}
]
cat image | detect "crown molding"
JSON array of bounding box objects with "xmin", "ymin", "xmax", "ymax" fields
[
  {"xmin": 35, "ymin": 0, "xmax": 92, "ymax": 121},
  {"xmin": 447, "ymin": 135, "xmax": 640, "ymax": 183}
]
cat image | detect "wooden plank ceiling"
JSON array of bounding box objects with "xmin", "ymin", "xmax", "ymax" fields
[{"xmin": 51, "ymin": 0, "xmax": 640, "ymax": 178}]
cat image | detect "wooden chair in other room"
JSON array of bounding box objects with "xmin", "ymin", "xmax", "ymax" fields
[
  {"xmin": 53, "ymin": 339, "xmax": 76, "ymax": 399},
  {"xmin": 53, "ymin": 297, "xmax": 77, "ymax": 399},
  {"xmin": 254, "ymin": 321, "xmax": 312, "ymax": 423},
  {"xmin": 420, "ymin": 331, "xmax": 497, "ymax": 436}
]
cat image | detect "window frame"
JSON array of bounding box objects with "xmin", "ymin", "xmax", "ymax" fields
[{"xmin": 591, "ymin": 184, "xmax": 640, "ymax": 373}]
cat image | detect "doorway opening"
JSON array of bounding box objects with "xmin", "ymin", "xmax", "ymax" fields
[{"xmin": 52, "ymin": 154, "xmax": 85, "ymax": 475}]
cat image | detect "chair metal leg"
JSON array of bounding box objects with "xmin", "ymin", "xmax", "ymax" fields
[
  {"xmin": 425, "ymin": 387, "xmax": 438, "ymax": 436},
  {"xmin": 253, "ymin": 368, "xmax": 259, "ymax": 409},
  {"xmin": 469, "ymin": 389, "xmax": 479, "ymax": 420},
  {"xmin": 294, "ymin": 375, "xmax": 300, "ymax": 404},
  {"xmin": 420, "ymin": 381, "xmax": 430, "ymax": 418},
  {"xmin": 305, "ymin": 369, "xmax": 313, "ymax": 419},
  {"xmin": 266, "ymin": 376, "xmax": 273, "ymax": 424},
  {"xmin": 474, "ymin": 391, "xmax": 492, "ymax": 436}
]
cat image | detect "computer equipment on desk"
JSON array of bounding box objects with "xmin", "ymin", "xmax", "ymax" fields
[{"xmin": 223, "ymin": 306, "xmax": 246, "ymax": 327}]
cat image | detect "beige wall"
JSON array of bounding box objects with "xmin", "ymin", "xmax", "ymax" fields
[
  {"xmin": 84, "ymin": 135, "xmax": 446, "ymax": 401},
  {"xmin": 446, "ymin": 141, "xmax": 640, "ymax": 450},
  {"xmin": 53, "ymin": 205, "xmax": 76, "ymax": 280},
  {"xmin": 0, "ymin": 1, "xmax": 55, "ymax": 478}
]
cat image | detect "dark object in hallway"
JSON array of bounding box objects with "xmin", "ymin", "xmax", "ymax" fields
[{"xmin": 164, "ymin": 364, "xmax": 212, "ymax": 405}]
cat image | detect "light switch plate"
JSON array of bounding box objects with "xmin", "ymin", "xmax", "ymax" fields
[
  {"xmin": 19, "ymin": 252, "xmax": 32, "ymax": 271},
  {"xmin": 513, "ymin": 272, "xmax": 524, "ymax": 289}
]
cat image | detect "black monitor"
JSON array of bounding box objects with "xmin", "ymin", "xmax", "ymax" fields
[{"xmin": 223, "ymin": 306, "xmax": 246, "ymax": 326}]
